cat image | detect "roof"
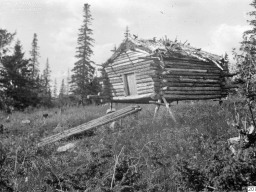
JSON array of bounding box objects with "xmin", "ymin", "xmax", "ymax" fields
[{"xmin": 104, "ymin": 35, "xmax": 227, "ymax": 70}]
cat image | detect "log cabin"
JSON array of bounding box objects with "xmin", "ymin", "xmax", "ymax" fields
[{"xmin": 95, "ymin": 35, "xmax": 233, "ymax": 104}]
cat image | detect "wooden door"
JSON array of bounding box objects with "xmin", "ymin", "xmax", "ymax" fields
[{"xmin": 123, "ymin": 73, "xmax": 137, "ymax": 96}]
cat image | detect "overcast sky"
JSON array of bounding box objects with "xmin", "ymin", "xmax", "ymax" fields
[{"xmin": 0, "ymin": 0, "xmax": 253, "ymax": 88}]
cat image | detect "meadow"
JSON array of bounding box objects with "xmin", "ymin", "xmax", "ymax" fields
[{"xmin": 1, "ymin": 100, "xmax": 256, "ymax": 192}]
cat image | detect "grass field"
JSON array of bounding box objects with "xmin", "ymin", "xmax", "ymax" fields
[{"xmin": 1, "ymin": 100, "xmax": 255, "ymax": 191}]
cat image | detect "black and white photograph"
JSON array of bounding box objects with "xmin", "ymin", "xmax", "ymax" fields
[{"xmin": 1, "ymin": 0, "xmax": 256, "ymax": 191}]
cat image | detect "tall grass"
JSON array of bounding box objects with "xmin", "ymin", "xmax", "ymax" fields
[{"xmin": 0, "ymin": 100, "xmax": 253, "ymax": 191}]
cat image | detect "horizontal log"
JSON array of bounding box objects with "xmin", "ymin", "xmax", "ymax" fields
[
  {"xmin": 163, "ymin": 60, "xmax": 215, "ymax": 67},
  {"xmin": 164, "ymin": 68, "xmax": 220, "ymax": 74},
  {"xmin": 163, "ymin": 63, "xmax": 220, "ymax": 70},
  {"xmin": 136, "ymin": 74, "xmax": 159, "ymax": 80},
  {"xmin": 110, "ymin": 92, "xmax": 125, "ymax": 97},
  {"xmin": 163, "ymin": 94, "xmax": 222, "ymax": 101},
  {"xmin": 110, "ymin": 57, "xmax": 146, "ymax": 67},
  {"xmin": 161, "ymin": 86, "xmax": 221, "ymax": 91},
  {"xmin": 137, "ymin": 87, "xmax": 155, "ymax": 92},
  {"xmin": 87, "ymin": 95, "xmax": 111, "ymax": 99},
  {"xmin": 114, "ymin": 51, "xmax": 148, "ymax": 62},
  {"xmin": 162, "ymin": 78, "xmax": 220, "ymax": 84},
  {"xmin": 163, "ymin": 90, "xmax": 222, "ymax": 95},
  {"xmin": 107, "ymin": 67, "xmax": 158, "ymax": 77},
  {"xmin": 137, "ymin": 82, "xmax": 156, "ymax": 88},
  {"xmin": 138, "ymin": 70, "xmax": 160, "ymax": 76},
  {"xmin": 136, "ymin": 77, "xmax": 155, "ymax": 83},
  {"xmin": 112, "ymin": 93, "xmax": 154, "ymax": 101},
  {"xmin": 138, "ymin": 89, "xmax": 155, "ymax": 95},
  {"xmin": 106, "ymin": 68, "xmax": 159, "ymax": 78},
  {"xmin": 105, "ymin": 79, "xmax": 155, "ymax": 86},
  {"xmin": 162, "ymin": 71, "xmax": 221, "ymax": 76},
  {"xmin": 163, "ymin": 57, "xmax": 214, "ymax": 64},
  {"xmin": 105, "ymin": 60, "xmax": 154, "ymax": 73},
  {"xmin": 105, "ymin": 63, "xmax": 152, "ymax": 74},
  {"xmin": 162, "ymin": 74, "xmax": 220, "ymax": 80},
  {"xmin": 138, "ymin": 56, "xmax": 160, "ymax": 61},
  {"xmin": 161, "ymin": 82, "xmax": 222, "ymax": 87}
]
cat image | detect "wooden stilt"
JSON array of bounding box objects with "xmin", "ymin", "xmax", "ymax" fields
[
  {"xmin": 162, "ymin": 96, "xmax": 177, "ymax": 123},
  {"xmin": 153, "ymin": 99, "xmax": 162, "ymax": 120}
]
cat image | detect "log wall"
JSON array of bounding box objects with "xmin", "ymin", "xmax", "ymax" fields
[
  {"xmin": 161, "ymin": 59, "xmax": 228, "ymax": 101},
  {"xmin": 103, "ymin": 51, "xmax": 159, "ymax": 98},
  {"xmin": 102, "ymin": 50, "xmax": 228, "ymax": 103}
]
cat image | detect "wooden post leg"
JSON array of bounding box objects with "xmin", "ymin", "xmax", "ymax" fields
[
  {"xmin": 153, "ymin": 104, "xmax": 160, "ymax": 120},
  {"xmin": 162, "ymin": 96, "xmax": 177, "ymax": 123}
]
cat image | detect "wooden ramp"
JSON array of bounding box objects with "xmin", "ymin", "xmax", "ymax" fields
[{"xmin": 38, "ymin": 105, "xmax": 142, "ymax": 147}]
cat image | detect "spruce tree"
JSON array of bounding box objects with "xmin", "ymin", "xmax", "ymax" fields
[
  {"xmin": 71, "ymin": 3, "xmax": 95, "ymax": 105},
  {"xmin": 0, "ymin": 29, "xmax": 15, "ymax": 60},
  {"xmin": 0, "ymin": 41, "xmax": 39, "ymax": 109},
  {"xmin": 43, "ymin": 58, "xmax": 51, "ymax": 91},
  {"xmin": 40, "ymin": 58, "xmax": 52, "ymax": 106},
  {"xmin": 29, "ymin": 33, "xmax": 40, "ymax": 79},
  {"xmin": 66, "ymin": 68, "xmax": 70, "ymax": 95},
  {"xmin": 53, "ymin": 78, "xmax": 57, "ymax": 98},
  {"xmin": 59, "ymin": 79, "xmax": 65, "ymax": 99},
  {"xmin": 234, "ymin": 0, "xmax": 256, "ymax": 93}
]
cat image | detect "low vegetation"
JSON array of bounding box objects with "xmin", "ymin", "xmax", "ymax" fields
[{"xmin": 1, "ymin": 100, "xmax": 256, "ymax": 192}]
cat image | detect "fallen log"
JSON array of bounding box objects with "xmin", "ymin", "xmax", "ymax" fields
[{"xmin": 38, "ymin": 105, "xmax": 142, "ymax": 147}]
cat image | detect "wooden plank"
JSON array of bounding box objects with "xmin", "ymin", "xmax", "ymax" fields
[{"xmin": 38, "ymin": 106, "xmax": 142, "ymax": 147}]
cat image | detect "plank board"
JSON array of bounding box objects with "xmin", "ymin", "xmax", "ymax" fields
[{"xmin": 38, "ymin": 105, "xmax": 142, "ymax": 147}]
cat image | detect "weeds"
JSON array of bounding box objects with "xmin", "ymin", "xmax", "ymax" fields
[{"xmin": 0, "ymin": 101, "xmax": 255, "ymax": 191}]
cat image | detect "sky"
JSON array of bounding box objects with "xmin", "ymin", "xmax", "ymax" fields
[{"xmin": 0, "ymin": 0, "xmax": 253, "ymax": 90}]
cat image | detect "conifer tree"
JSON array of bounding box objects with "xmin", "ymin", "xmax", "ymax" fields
[
  {"xmin": 39, "ymin": 58, "xmax": 52, "ymax": 106},
  {"xmin": 59, "ymin": 79, "xmax": 65, "ymax": 99},
  {"xmin": 0, "ymin": 29, "xmax": 15, "ymax": 61},
  {"xmin": 29, "ymin": 33, "xmax": 40, "ymax": 79},
  {"xmin": 43, "ymin": 58, "xmax": 51, "ymax": 92},
  {"xmin": 70, "ymin": 3, "xmax": 95, "ymax": 105},
  {"xmin": 66, "ymin": 68, "xmax": 70, "ymax": 95},
  {"xmin": 0, "ymin": 41, "xmax": 39, "ymax": 109},
  {"xmin": 234, "ymin": 0, "xmax": 256, "ymax": 92},
  {"xmin": 53, "ymin": 78, "xmax": 57, "ymax": 98}
]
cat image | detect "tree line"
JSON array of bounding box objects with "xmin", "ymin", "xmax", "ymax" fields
[{"xmin": 0, "ymin": 3, "xmax": 100, "ymax": 111}]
